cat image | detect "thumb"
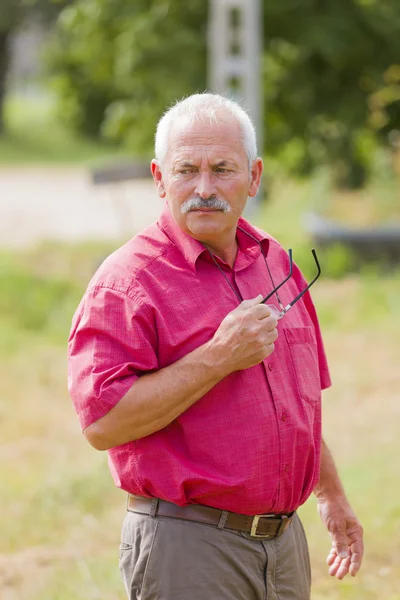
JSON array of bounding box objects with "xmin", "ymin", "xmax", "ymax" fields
[
  {"xmin": 332, "ymin": 531, "xmax": 349, "ymax": 559},
  {"xmin": 236, "ymin": 294, "xmax": 263, "ymax": 311}
]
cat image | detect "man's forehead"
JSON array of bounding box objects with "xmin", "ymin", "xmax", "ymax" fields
[
  {"xmin": 167, "ymin": 116, "xmax": 244, "ymax": 162},
  {"xmin": 169, "ymin": 115, "xmax": 240, "ymax": 143}
]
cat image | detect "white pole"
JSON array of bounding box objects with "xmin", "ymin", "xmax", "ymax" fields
[{"xmin": 208, "ymin": 0, "xmax": 263, "ymax": 194}]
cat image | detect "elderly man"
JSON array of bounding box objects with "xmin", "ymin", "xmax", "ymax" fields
[{"xmin": 68, "ymin": 93, "xmax": 363, "ymax": 600}]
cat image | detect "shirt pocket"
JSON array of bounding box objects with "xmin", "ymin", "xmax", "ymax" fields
[{"xmin": 283, "ymin": 326, "xmax": 320, "ymax": 404}]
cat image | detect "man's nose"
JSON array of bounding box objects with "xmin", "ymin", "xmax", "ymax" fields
[{"xmin": 194, "ymin": 171, "xmax": 216, "ymax": 199}]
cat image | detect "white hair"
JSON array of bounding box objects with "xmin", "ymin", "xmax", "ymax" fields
[{"xmin": 154, "ymin": 93, "xmax": 258, "ymax": 168}]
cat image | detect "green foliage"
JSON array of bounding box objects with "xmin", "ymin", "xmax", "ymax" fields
[
  {"xmin": 47, "ymin": 0, "xmax": 208, "ymax": 151},
  {"xmin": 0, "ymin": 0, "xmax": 68, "ymax": 32},
  {"xmin": 0, "ymin": 92, "xmax": 131, "ymax": 164},
  {"xmin": 0, "ymin": 0, "xmax": 70, "ymax": 133},
  {"xmin": 0, "ymin": 1, "xmax": 27, "ymax": 34},
  {"xmin": 46, "ymin": 0, "xmax": 400, "ymax": 185},
  {"xmin": 262, "ymin": 1, "xmax": 400, "ymax": 188},
  {"xmin": 319, "ymin": 245, "xmax": 356, "ymax": 279}
]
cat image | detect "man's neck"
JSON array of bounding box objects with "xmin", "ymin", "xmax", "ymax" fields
[{"xmin": 202, "ymin": 237, "xmax": 238, "ymax": 268}]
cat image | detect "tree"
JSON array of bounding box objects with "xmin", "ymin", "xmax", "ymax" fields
[
  {"xmin": 0, "ymin": 1, "xmax": 22, "ymax": 133},
  {"xmin": 47, "ymin": 0, "xmax": 400, "ymax": 186},
  {"xmin": 262, "ymin": 0, "xmax": 400, "ymax": 187},
  {"xmin": 47, "ymin": 0, "xmax": 208, "ymax": 149},
  {"xmin": 0, "ymin": 0, "xmax": 68, "ymax": 134}
]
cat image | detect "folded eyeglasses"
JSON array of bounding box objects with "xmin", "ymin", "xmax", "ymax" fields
[{"xmin": 262, "ymin": 249, "xmax": 321, "ymax": 320}]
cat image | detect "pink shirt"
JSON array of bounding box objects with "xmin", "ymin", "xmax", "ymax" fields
[{"xmin": 68, "ymin": 204, "xmax": 331, "ymax": 515}]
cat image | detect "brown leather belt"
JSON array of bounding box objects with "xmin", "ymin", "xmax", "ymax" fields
[{"xmin": 127, "ymin": 494, "xmax": 294, "ymax": 539}]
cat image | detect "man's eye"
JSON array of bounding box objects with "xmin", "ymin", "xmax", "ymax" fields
[
  {"xmin": 178, "ymin": 169, "xmax": 194, "ymax": 175},
  {"xmin": 215, "ymin": 168, "xmax": 229, "ymax": 173}
]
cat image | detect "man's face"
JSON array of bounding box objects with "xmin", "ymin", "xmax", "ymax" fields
[{"xmin": 151, "ymin": 116, "xmax": 262, "ymax": 245}]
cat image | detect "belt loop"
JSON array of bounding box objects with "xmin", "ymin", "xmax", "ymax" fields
[
  {"xmin": 217, "ymin": 510, "xmax": 229, "ymax": 529},
  {"xmin": 277, "ymin": 514, "xmax": 291, "ymax": 536},
  {"xmin": 150, "ymin": 498, "xmax": 159, "ymax": 518}
]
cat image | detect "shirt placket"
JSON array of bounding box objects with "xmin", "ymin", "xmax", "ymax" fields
[
  {"xmin": 233, "ymin": 268, "xmax": 286, "ymax": 513},
  {"xmin": 261, "ymin": 354, "xmax": 293, "ymax": 513}
]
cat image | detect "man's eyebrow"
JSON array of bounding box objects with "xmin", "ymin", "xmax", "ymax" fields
[
  {"xmin": 175, "ymin": 161, "xmax": 197, "ymax": 168},
  {"xmin": 174, "ymin": 159, "xmax": 237, "ymax": 168},
  {"xmin": 214, "ymin": 160, "xmax": 236, "ymax": 167}
]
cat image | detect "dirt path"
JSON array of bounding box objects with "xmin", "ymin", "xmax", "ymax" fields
[{"xmin": 0, "ymin": 167, "xmax": 163, "ymax": 248}]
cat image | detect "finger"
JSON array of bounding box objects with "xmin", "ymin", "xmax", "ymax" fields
[
  {"xmin": 336, "ymin": 556, "xmax": 351, "ymax": 580},
  {"xmin": 326, "ymin": 549, "xmax": 337, "ymax": 566},
  {"xmin": 248, "ymin": 303, "xmax": 275, "ymax": 320},
  {"xmin": 262, "ymin": 315, "xmax": 278, "ymax": 332},
  {"xmin": 328, "ymin": 554, "xmax": 342, "ymax": 577},
  {"xmin": 349, "ymin": 529, "xmax": 364, "ymax": 576},
  {"xmin": 349, "ymin": 547, "xmax": 364, "ymax": 577},
  {"xmin": 260, "ymin": 316, "xmax": 278, "ymax": 333},
  {"xmin": 263, "ymin": 342, "xmax": 275, "ymax": 357},
  {"xmin": 349, "ymin": 530, "xmax": 364, "ymax": 556},
  {"xmin": 349, "ymin": 558, "xmax": 362, "ymax": 577},
  {"xmin": 258, "ymin": 324, "xmax": 278, "ymax": 344},
  {"xmin": 236, "ymin": 295, "xmax": 263, "ymax": 311},
  {"xmin": 268, "ymin": 328, "xmax": 279, "ymax": 344},
  {"xmin": 331, "ymin": 531, "xmax": 349, "ymax": 559}
]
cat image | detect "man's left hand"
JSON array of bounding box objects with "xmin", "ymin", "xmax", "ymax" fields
[{"xmin": 317, "ymin": 496, "xmax": 364, "ymax": 579}]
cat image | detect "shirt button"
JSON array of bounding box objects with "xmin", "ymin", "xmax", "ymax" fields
[
  {"xmin": 282, "ymin": 412, "xmax": 287, "ymax": 422},
  {"xmin": 268, "ymin": 363, "xmax": 273, "ymax": 372},
  {"xmin": 284, "ymin": 464, "xmax": 289, "ymax": 472}
]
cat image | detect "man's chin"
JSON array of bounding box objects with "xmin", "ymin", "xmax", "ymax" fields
[
  {"xmin": 187, "ymin": 219, "xmax": 224, "ymax": 235},
  {"xmin": 186, "ymin": 211, "xmax": 224, "ymax": 225}
]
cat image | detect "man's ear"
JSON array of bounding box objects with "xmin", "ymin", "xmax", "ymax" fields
[
  {"xmin": 151, "ymin": 159, "xmax": 166, "ymax": 198},
  {"xmin": 248, "ymin": 158, "xmax": 263, "ymax": 198}
]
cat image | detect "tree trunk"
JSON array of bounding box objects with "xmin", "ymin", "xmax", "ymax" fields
[{"xmin": 0, "ymin": 31, "xmax": 10, "ymax": 135}]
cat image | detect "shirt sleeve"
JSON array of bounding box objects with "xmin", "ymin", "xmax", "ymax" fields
[{"xmin": 68, "ymin": 285, "xmax": 158, "ymax": 430}]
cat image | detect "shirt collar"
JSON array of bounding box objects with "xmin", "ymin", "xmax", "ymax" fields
[
  {"xmin": 157, "ymin": 202, "xmax": 270, "ymax": 272},
  {"xmin": 235, "ymin": 219, "xmax": 270, "ymax": 272}
]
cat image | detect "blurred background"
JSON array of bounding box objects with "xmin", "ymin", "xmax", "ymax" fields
[{"xmin": 0, "ymin": 1, "xmax": 399, "ymax": 599}]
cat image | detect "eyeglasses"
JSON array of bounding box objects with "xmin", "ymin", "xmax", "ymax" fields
[{"xmin": 261, "ymin": 249, "xmax": 321, "ymax": 320}]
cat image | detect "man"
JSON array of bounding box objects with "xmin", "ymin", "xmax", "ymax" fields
[{"xmin": 68, "ymin": 93, "xmax": 363, "ymax": 600}]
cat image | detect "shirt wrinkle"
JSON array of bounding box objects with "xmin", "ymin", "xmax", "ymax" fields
[{"xmin": 85, "ymin": 283, "xmax": 153, "ymax": 316}]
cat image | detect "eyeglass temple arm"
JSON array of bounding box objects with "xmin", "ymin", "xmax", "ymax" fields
[
  {"xmin": 262, "ymin": 249, "xmax": 293, "ymax": 304},
  {"xmin": 285, "ymin": 249, "xmax": 321, "ymax": 310}
]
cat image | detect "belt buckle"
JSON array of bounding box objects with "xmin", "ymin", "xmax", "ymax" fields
[{"xmin": 250, "ymin": 514, "xmax": 275, "ymax": 538}]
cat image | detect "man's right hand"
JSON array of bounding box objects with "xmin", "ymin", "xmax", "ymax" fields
[{"xmin": 208, "ymin": 295, "xmax": 278, "ymax": 375}]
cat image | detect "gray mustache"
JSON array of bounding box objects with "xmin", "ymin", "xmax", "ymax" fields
[{"xmin": 181, "ymin": 197, "xmax": 231, "ymax": 214}]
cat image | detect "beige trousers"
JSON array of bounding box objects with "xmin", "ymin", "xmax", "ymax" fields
[{"xmin": 119, "ymin": 509, "xmax": 311, "ymax": 600}]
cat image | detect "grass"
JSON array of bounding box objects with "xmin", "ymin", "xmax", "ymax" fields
[
  {"xmin": 299, "ymin": 319, "xmax": 400, "ymax": 599},
  {"xmin": 0, "ymin": 92, "xmax": 130, "ymax": 166},
  {"xmin": 1, "ymin": 169, "xmax": 400, "ymax": 598}
]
